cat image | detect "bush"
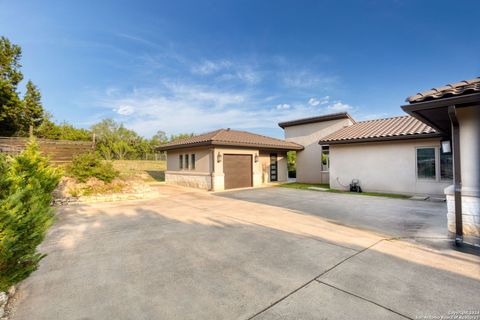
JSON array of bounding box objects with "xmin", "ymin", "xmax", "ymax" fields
[
  {"xmin": 67, "ymin": 152, "xmax": 119, "ymax": 183},
  {"xmin": 0, "ymin": 139, "xmax": 61, "ymax": 291}
]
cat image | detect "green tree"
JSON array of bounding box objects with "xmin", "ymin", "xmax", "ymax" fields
[
  {"xmin": 21, "ymin": 80, "xmax": 44, "ymax": 133},
  {"xmin": 170, "ymin": 133, "xmax": 194, "ymax": 142},
  {"xmin": 91, "ymin": 119, "xmax": 149, "ymax": 160},
  {"xmin": 0, "ymin": 36, "xmax": 23, "ymax": 136},
  {"xmin": 0, "ymin": 139, "xmax": 61, "ymax": 291},
  {"xmin": 150, "ymin": 130, "xmax": 168, "ymax": 146}
]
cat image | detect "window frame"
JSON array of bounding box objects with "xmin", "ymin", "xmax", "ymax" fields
[
  {"xmin": 185, "ymin": 154, "xmax": 189, "ymax": 170},
  {"xmin": 416, "ymin": 147, "xmax": 437, "ymax": 181},
  {"xmin": 179, "ymin": 154, "xmax": 183, "ymax": 170},
  {"xmin": 191, "ymin": 153, "xmax": 196, "ymax": 170}
]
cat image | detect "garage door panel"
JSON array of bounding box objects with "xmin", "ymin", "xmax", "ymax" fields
[{"xmin": 223, "ymin": 154, "xmax": 252, "ymax": 190}]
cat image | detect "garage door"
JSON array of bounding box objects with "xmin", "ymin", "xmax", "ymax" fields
[{"xmin": 223, "ymin": 154, "xmax": 253, "ymax": 190}]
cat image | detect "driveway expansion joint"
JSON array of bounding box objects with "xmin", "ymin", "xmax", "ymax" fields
[
  {"xmin": 315, "ymin": 280, "xmax": 413, "ymax": 320},
  {"xmin": 246, "ymin": 239, "xmax": 386, "ymax": 320}
]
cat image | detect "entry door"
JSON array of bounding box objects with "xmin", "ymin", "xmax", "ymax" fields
[
  {"xmin": 270, "ymin": 153, "xmax": 278, "ymax": 182},
  {"xmin": 223, "ymin": 154, "xmax": 253, "ymax": 189}
]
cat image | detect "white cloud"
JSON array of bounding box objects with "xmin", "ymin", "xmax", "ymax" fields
[
  {"xmin": 328, "ymin": 102, "xmax": 353, "ymax": 111},
  {"xmin": 96, "ymin": 82, "xmax": 337, "ymax": 137},
  {"xmin": 282, "ymin": 70, "xmax": 338, "ymax": 89},
  {"xmin": 114, "ymin": 105, "xmax": 135, "ymax": 115},
  {"xmin": 308, "ymin": 96, "xmax": 329, "ymax": 106},
  {"xmin": 191, "ymin": 59, "xmax": 231, "ymax": 75},
  {"xmin": 276, "ymin": 103, "xmax": 291, "ymax": 110}
]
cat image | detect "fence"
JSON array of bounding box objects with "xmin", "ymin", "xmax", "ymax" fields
[{"xmin": 0, "ymin": 137, "xmax": 94, "ymax": 163}]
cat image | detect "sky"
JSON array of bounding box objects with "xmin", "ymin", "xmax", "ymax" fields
[{"xmin": 1, "ymin": 0, "xmax": 479, "ymax": 139}]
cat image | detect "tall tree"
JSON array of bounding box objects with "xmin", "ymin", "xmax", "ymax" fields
[
  {"xmin": 21, "ymin": 80, "xmax": 44, "ymax": 133},
  {"xmin": 0, "ymin": 36, "xmax": 23, "ymax": 136}
]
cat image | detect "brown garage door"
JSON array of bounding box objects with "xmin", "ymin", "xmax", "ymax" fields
[{"xmin": 223, "ymin": 154, "xmax": 253, "ymax": 190}]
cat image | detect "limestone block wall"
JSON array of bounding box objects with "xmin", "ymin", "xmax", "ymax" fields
[{"xmin": 165, "ymin": 172, "xmax": 212, "ymax": 190}]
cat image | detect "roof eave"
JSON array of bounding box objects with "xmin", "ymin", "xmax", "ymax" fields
[
  {"xmin": 156, "ymin": 141, "xmax": 304, "ymax": 151},
  {"xmin": 318, "ymin": 132, "xmax": 444, "ymax": 145},
  {"xmin": 278, "ymin": 112, "xmax": 355, "ymax": 129}
]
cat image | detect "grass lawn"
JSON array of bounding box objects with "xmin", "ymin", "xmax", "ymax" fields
[
  {"xmin": 278, "ymin": 182, "xmax": 410, "ymax": 199},
  {"xmin": 112, "ymin": 160, "xmax": 166, "ymax": 182}
]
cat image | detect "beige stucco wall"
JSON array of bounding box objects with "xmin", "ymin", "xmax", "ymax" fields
[
  {"xmin": 259, "ymin": 151, "xmax": 288, "ymax": 183},
  {"xmin": 329, "ymin": 138, "xmax": 452, "ymax": 196},
  {"xmin": 166, "ymin": 147, "xmax": 212, "ymax": 173},
  {"xmin": 284, "ymin": 118, "xmax": 353, "ymax": 183},
  {"xmin": 446, "ymin": 105, "xmax": 480, "ymax": 243},
  {"xmin": 165, "ymin": 147, "xmax": 213, "ymax": 190}
]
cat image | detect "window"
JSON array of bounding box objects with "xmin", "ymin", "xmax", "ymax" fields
[
  {"xmin": 321, "ymin": 145, "xmax": 330, "ymax": 171},
  {"xmin": 270, "ymin": 153, "xmax": 277, "ymax": 182},
  {"xmin": 179, "ymin": 154, "xmax": 183, "ymax": 169},
  {"xmin": 191, "ymin": 154, "xmax": 196, "ymax": 170},
  {"xmin": 440, "ymin": 151, "xmax": 453, "ymax": 180},
  {"xmin": 185, "ymin": 154, "xmax": 189, "ymax": 170},
  {"xmin": 417, "ymin": 148, "xmax": 436, "ymax": 179}
]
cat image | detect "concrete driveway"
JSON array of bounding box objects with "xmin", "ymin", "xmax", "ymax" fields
[
  {"xmin": 219, "ymin": 187, "xmax": 448, "ymax": 247},
  {"xmin": 10, "ymin": 185, "xmax": 480, "ymax": 320}
]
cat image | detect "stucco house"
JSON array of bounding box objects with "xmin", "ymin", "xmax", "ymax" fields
[
  {"xmin": 280, "ymin": 77, "xmax": 479, "ymax": 245},
  {"xmin": 157, "ymin": 128, "xmax": 303, "ymax": 191},
  {"xmin": 280, "ymin": 113, "xmax": 452, "ymax": 196}
]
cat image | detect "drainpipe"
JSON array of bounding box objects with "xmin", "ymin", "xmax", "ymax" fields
[{"xmin": 448, "ymin": 105, "xmax": 463, "ymax": 245}]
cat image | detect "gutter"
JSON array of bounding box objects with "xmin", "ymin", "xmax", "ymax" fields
[{"xmin": 448, "ymin": 105, "xmax": 463, "ymax": 245}]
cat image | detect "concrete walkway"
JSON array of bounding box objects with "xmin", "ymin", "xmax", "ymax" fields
[{"xmin": 10, "ymin": 185, "xmax": 480, "ymax": 320}]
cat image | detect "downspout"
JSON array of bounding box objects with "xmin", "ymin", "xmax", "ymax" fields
[{"xmin": 448, "ymin": 105, "xmax": 463, "ymax": 245}]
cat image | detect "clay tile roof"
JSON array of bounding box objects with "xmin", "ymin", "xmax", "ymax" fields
[
  {"xmin": 319, "ymin": 115, "xmax": 440, "ymax": 144},
  {"xmin": 278, "ymin": 112, "xmax": 355, "ymax": 128},
  {"xmin": 156, "ymin": 129, "xmax": 304, "ymax": 151},
  {"xmin": 407, "ymin": 77, "xmax": 480, "ymax": 103}
]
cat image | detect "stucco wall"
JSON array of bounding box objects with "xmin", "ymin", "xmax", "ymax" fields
[
  {"xmin": 284, "ymin": 118, "xmax": 353, "ymax": 183},
  {"xmin": 166, "ymin": 147, "xmax": 212, "ymax": 173},
  {"xmin": 165, "ymin": 147, "xmax": 213, "ymax": 190},
  {"xmin": 329, "ymin": 138, "xmax": 452, "ymax": 196},
  {"xmin": 259, "ymin": 151, "xmax": 288, "ymax": 183}
]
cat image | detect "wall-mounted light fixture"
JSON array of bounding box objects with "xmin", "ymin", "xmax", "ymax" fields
[
  {"xmin": 217, "ymin": 152, "xmax": 222, "ymax": 163},
  {"xmin": 441, "ymin": 140, "xmax": 451, "ymax": 153},
  {"xmin": 254, "ymin": 154, "xmax": 259, "ymax": 163}
]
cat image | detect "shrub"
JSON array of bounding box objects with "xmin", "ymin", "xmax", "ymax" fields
[
  {"xmin": 0, "ymin": 139, "xmax": 61, "ymax": 291},
  {"xmin": 67, "ymin": 152, "xmax": 119, "ymax": 183}
]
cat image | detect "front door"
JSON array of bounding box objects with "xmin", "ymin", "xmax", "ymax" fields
[{"xmin": 270, "ymin": 153, "xmax": 278, "ymax": 182}]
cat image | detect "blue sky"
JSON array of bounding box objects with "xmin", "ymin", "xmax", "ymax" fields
[{"xmin": 1, "ymin": 0, "xmax": 478, "ymax": 138}]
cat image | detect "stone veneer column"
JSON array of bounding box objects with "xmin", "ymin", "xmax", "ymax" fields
[{"xmin": 446, "ymin": 106, "xmax": 480, "ymax": 244}]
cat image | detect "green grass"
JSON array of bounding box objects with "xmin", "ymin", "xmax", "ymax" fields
[
  {"xmin": 112, "ymin": 160, "xmax": 166, "ymax": 182},
  {"xmin": 278, "ymin": 182, "xmax": 410, "ymax": 199}
]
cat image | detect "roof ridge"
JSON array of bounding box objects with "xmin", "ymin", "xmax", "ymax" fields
[{"xmin": 210, "ymin": 128, "xmax": 226, "ymax": 140}]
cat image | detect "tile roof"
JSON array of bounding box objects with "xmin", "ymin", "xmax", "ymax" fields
[
  {"xmin": 278, "ymin": 112, "xmax": 354, "ymax": 128},
  {"xmin": 407, "ymin": 77, "xmax": 480, "ymax": 103},
  {"xmin": 156, "ymin": 129, "xmax": 304, "ymax": 151},
  {"xmin": 319, "ymin": 115, "xmax": 440, "ymax": 144}
]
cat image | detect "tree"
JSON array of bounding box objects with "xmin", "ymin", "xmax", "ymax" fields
[
  {"xmin": 21, "ymin": 80, "xmax": 44, "ymax": 133},
  {"xmin": 91, "ymin": 119, "xmax": 148, "ymax": 160},
  {"xmin": 170, "ymin": 133, "xmax": 194, "ymax": 142},
  {"xmin": 150, "ymin": 130, "xmax": 168, "ymax": 146},
  {"xmin": 0, "ymin": 36, "xmax": 23, "ymax": 136},
  {"xmin": 0, "ymin": 139, "xmax": 61, "ymax": 291}
]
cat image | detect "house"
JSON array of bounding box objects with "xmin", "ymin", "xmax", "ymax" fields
[
  {"xmin": 280, "ymin": 77, "xmax": 479, "ymax": 245},
  {"xmin": 402, "ymin": 77, "xmax": 479, "ymax": 245},
  {"xmin": 156, "ymin": 128, "xmax": 303, "ymax": 191},
  {"xmin": 280, "ymin": 113, "xmax": 451, "ymax": 196}
]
